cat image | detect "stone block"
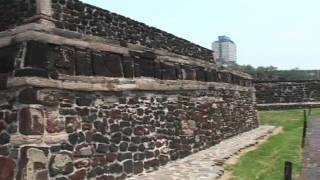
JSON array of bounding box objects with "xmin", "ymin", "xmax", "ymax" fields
[
  {"xmin": 17, "ymin": 147, "xmax": 49, "ymax": 180},
  {"xmin": 49, "ymin": 152, "xmax": 74, "ymax": 177},
  {"xmin": 74, "ymin": 158, "xmax": 91, "ymax": 169},
  {"xmin": 0, "ymin": 132, "xmax": 10, "ymax": 145},
  {"xmin": 133, "ymin": 161, "xmax": 143, "ymax": 174},
  {"xmin": 18, "ymin": 88, "xmax": 38, "ymax": 104},
  {"xmin": 19, "ymin": 107, "xmax": 44, "ymax": 135},
  {"xmin": 45, "ymin": 110, "xmax": 64, "ymax": 133},
  {"xmin": 123, "ymin": 160, "xmax": 133, "ymax": 174},
  {"xmin": 69, "ymin": 169, "xmax": 86, "ymax": 180},
  {"xmin": 65, "ymin": 116, "xmax": 80, "ymax": 133},
  {"xmin": 109, "ymin": 163, "xmax": 123, "ymax": 174},
  {"xmin": 0, "ymin": 157, "xmax": 15, "ymax": 180},
  {"xmin": 159, "ymin": 155, "xmax": 169, "ymax": 165},
  {"xmin": 74, "ymin": 144, "xmax": 94, "ymax": 157},
  {"xmin": 37, "ymin": 90, "xmax": 60, "ymax": 106}
]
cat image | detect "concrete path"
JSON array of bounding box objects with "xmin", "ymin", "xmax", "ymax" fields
[
  {"xmin": 127, "ymin": 126, "xmax": 276, "ymax": 180},
  {"xmin": 301, "ymin": 117, "xmax": 320, "ymax": 180}
]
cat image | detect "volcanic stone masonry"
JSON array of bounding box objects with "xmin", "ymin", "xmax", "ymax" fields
[
  {"xmin": 255, "ymin": 80, "xmax": 320, "ymax": 110},
  {"xmin": 0, "ymin": 0, "xmax": 258, "ymax": 180}
]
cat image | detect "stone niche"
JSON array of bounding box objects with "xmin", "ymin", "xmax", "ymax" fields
[{"xmin": 0, "ymin": 40, "xmax": 251, "ymax": 87}]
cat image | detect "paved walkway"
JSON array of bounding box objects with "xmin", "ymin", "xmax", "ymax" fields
[
  {"xmin": 301, "ymin": 117, "xmax": 320, "ymax": 180},
  {"xmin": 127, "ymin": 126, "xmax": 276, "ymax": 180}
]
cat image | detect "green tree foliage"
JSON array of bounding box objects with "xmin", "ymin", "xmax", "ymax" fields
[{"xmin": 228, "ymin": 64, "xmax": 313, "ymax": 81}]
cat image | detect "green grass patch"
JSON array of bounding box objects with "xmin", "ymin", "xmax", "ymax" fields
[{"xmin": 229, "ymin": 109, "xmax": 320, "ymax": 180}]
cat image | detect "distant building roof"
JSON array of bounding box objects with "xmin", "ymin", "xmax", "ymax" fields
[{"xmin": 214, "ymin": 35, "xmax": 235, "ymax": 44}]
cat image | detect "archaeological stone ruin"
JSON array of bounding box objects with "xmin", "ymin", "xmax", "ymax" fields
[
  {"xmin": 0, "ymin": 0, "xmax": 258, "ymax": 179},
  {"xmin": 255, "ymin": 80, "xmax": 320, "ymax": 110}
]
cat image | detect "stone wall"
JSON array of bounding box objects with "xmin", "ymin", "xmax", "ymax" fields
[
  {"xmin": 0, "ymin": 83, "xmax": 257, "ymax": 180},
  {"xmin": 0, "ymin": 41, "xmax": 251, "ymax": 86},
  {"xmin": 0, "ymin": 0, "xmax": 258, "ymax": 179},
  {"xmin": 51, "ymin": 0, "xmax": 214, "ymax": 61},
  {"xmin": 0, "ymin": 0, "xmax": 37, "ymax": 31},
  {"xmin": 255, "ymin": 80, "xmax": 320, "ymax": 104}
]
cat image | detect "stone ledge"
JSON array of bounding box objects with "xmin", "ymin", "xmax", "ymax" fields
[
  {"xmin": 7, "ymin": 76, "xmax": 254, "ymax": 92},
  {"xmin": 10, "ymin": 133, "xmax": 69, "ymax": 146},
  {"xmin": 257, "ymin": 102, "xmax": 320, "ymax": 110}
]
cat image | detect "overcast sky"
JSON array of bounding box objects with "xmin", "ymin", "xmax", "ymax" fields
[{"xmin": 81, "ymin": 0, "xmax": 320, "ymax": 70}]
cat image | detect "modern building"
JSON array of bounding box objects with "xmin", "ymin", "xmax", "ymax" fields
[{"xmin": 212, "ymin": 36, "xmax": 237, "ymax": 64}]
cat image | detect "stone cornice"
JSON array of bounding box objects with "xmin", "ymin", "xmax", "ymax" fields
[{"xmin": 7, "ymin": 76, "xmax": 254, "ymax": 92}]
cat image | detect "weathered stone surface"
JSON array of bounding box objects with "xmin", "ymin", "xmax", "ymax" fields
[
  {"xmin": 123, "ymin": 160, "xmax": 133, "ymax": 174},
  {"xmin": 133, "ymin": 161, "xmax": 143, "ymax": 174},
  {"xmin": 35, "ymin": 170, "xmax": 48, "ymax": 180},
  {"xmin": 51, "ymin": 0, "xmax": 214, "ymax": 61},
  {"xmin": 122, "ymin": 57, "xmax": 134, "ymax": 78},
  {"xmin": 127, "ymin": 126, "xmax": 275, "ymax": 180},
  {"xmin": 25, "ymin": 41, "xmax": 48, "ymax": 69},
  {"xmin": 0, "ymin": 2, "xmax": 259, "ymax": 180},
  {"xmin": 109, "ymin": 163, "xmax": 123, "ymax": 174},
  {"xmin": 74, "ymin": 158, "xmax": 91, "ymax": 169},
  {"xmin": 0, "ymin": 157, "xmax": 15, "ymax": 180},
  {"xmin": 18, "ymin": 88, "xmax": 38, "ymax": 104},
  {"xmin": 134, "ymin": 58, "xmax": 154, "ymax": 78},
  {"xmin": 0, "ymin": 132, "xmax": 10, "ymax": 145},
  {"xmin": 0, "ymin": 145, "xmax": 9, "ymax": 156},
  {"xmin": 49, "ymin": 153, "xmax": 73, "ymax": 176},
  {"xmin": 0, "ymin": 45, "xmax": 19, "ymax": 74},
  {"xmin": 161, "ymin": 63, "xmax": 177, "ymax": 80},
  {"xmin": 256, "ymin": 80, "xmax": 320, "ymax": 106},
  {"xmin": 19, "ymin": 107, "xmax": 44, "ymax": 135},
  {"xmin": 65, "ymin": 116, "xmax": 80, "ymax": 133},
  {"xmin": 69, "ymin": 169, "xmax": 86, "ymax": 180},
  {"xmin": 75, "ymin": 50, "xmax": 93, "ymax": 76},
  {"xmin": 14, "ymin": 68, "xmax": 49, "ymax": 78},
  {"xmin": 74, "ymin": 144, "xmax": 94, "ymax": 157},
  {"xmin": 0, "ymin": 0, "xmax": 36, "ymax": 31},
  {"xmin": 45, "ymin": 110, "xmax": 64, "ymax": 133},
  {"xmin": 17, "ymin": 147, "xmax": 48, "ymax": 180},
  {"xmin": 37, "ymin": 90, "xmax": 60, "ymax": 106}
]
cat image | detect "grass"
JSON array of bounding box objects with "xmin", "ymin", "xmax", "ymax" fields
[{"xmin": 228, "ymin": 109, "xmax": 320, "ymax": 180}]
